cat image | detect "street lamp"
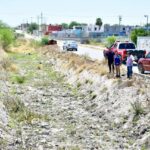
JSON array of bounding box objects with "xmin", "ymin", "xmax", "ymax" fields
[{"xmin": 144, "ymin": 15, "xmax": 149, "ymax": 31}]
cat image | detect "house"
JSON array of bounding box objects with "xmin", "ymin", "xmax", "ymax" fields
[
  {"xmin": 72, "ymin": 24, "xmax": 103, "ymax": 38},
  {"xmin": 104, "ymin": 24, "xmax": 134, "ymax": 36},
  {"xmin": 45, "ymin": 25, "xmax": 62, "ymax": 35},
  {"xmin": 18, "ymin": 23, "xmax": 30, "ymax": 32},
  {"xmin": 51, "ymin": 24, "xmax": 104, "ymax": 38}
]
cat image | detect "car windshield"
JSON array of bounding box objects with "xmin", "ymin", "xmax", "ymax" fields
[
  {"xmin": 68, "ymin": 41, "xmax": 76, "ymax": 44},
  {"xmin": 146, "ymin": 53, "xmax": 150, "ymax": 58},
  {"xmin": 119, "ymin": 43, "xmax": 135, "ymax": 49}
]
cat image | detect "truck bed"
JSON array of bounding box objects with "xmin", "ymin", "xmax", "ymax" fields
[{"xmin": 126, "ymin": 49, "xmax": 146, "ymax": 61}]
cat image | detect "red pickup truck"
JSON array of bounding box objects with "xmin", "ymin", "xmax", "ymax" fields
[
  {"xmin": 138, "ymin": 52, "xmax": 150, "ymax": 73},
  {"xmin": 104, "ymin": 41, "xmax": 146, "ymax": 63}
]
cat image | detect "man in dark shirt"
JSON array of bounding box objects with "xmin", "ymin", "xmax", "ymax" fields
[{"xmin": 106, "ymin": 49, "xmax": 115, "ymax": 73}]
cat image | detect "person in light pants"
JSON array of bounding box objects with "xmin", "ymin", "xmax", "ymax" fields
[{"xmin": 126, "ymin": 52, "xmax": 133, "ymax": 79}]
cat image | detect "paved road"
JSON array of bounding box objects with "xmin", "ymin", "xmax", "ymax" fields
[{"xmin": 58, "ymin": 42, "xmax": 104, "ymax": 60}]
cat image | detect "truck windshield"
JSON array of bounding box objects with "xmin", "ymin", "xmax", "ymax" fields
[{"xmin": 119, "ymin": 43, "xmax": 135, "ymax": 49}]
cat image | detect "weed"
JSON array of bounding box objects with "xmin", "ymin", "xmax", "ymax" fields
[
  {"xmin": 0, "ymin": 57, "xmax": 12, "ymax": 70},
  {"xmin": 76, "ymin": 64, "xmax": 86, "ymax": 73},
  {"xmin": 100, "ymin": 86, "xmax": 108, "ymax": 93},
  {"xmin": 91, "ymin": 93, "xmax": 97, "ymax": 100},
  {"xmin": 0, "ymin": 138, "xmax": 7, "ymax": 148},
  {"xmin": 37, "ymin": 64, "xmax": 43, "ymax": 70},
  {"xmin": 8, "ymin": 64, "xmax": 18, "ymax": 72},
  {"xmin": 97, "ymin": 65, "xmax": 108, "ymax": 76},
  {"xmin": 4, "ymin": 98, "xmax": 49, "ymax": 124},
  {"xmin": 137, "ymin": 88, "xmax": 145, "ymax": 95},
  {"xmin": 77, "ymin": 82, "xmax": 81, "ymax": 88},
  {"xmin": 15, "ymin": 75, "xmax": 25, "ymax": 84},
  {"xmin": 69, "ymin": 146, "xmax": 80, "ymax": 150},
  {"xmin": 72, "ymin": 88, "xmax": 78, "ymax": 96},
  {"xmin": 81, "ymin": 53, "xmax": 90, "ymax": 60},
  {"xmin": 89, "ymin": 90, "xmax": 93, "ymax": 94},
  {"xmin": 66, "ymin": 124, "xmax": 76, "ymax": 136},
  {"xmin": 29, "ymin": 39, "xmax": 41, "ymax": 48},
  {"xmin": 33, "ymin": 79, "xmax": 51, "ymax": 87},
  {"xmin": 126, "ymin": 80, "xmax": 134, "ymax": 87},
  {"xmin": 131, "ymin": 101, "xmax": 144, "ymax": 124},
  {"xmin": 100, "ymin": 58, "xmax": 107, "ymax": 65},
  {"xmin": 85, "ymin": 79, "xmax": 93, "ymax": 85},
  {"xmin": 41, "ymin": 37, "xmax": 49, "ymax": 45},
  {"xmin": 131, "ymin": 101, "xmax": 144, "ymax": 116}
]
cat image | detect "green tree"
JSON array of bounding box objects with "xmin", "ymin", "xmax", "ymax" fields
[
  {"xmin": 0, "ymin": 20, "xmax": 8, "ymax": 28},
  {"xmin": 0, "ymin": 20, "xmax": 14, "ymax": 50},
  {"xmin": 27, "ymin": 23, "xmax": 38, "ymax": 34},
  {"xmin": 69, "ymin": 21, "xmax": 81, "ymax": 29},
  {"xmin": 144, "ymin": 23, "xmax": 150, "ymax": 27},
  {"xmin": 96, "ymin": 18, "xmax": 103, "ymax": 29},
  {"xmin": 80, "ymin": 23, "xmax": 88, "ymax": 26},
  {"xmin": 61, "ymin": 23, "xmax": 69, "ymax": 29},
  {"xmin": 130, "ymin": 28, "xmax": 149, "ymax": 45},
  {"xmin": 106, "ymin": 36, "xmax": 116, "ymax": 47}
]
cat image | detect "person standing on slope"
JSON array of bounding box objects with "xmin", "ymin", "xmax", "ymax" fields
[
  {"xmin": 114, "ymin": 51, "xmax": 122, "ymax": 77},
  {"xmin": 106, "ymin": 49, "xmax": 115, "ymax": 73},
  {"xmin": 126, "ymin": 52, "xmax": 134, "ymax": 79}
]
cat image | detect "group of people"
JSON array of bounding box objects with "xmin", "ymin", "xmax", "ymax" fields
[{"xmin": 106, "ymin": 49, "xmax": 133, "ymax": 79}]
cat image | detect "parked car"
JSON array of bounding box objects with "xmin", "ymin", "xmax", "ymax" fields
[
  {"xmin": 63, "ymin": 41, "xmax": 78, "ymax": 51},
  {"xmin": 138, "ymin": 52, "xmax": 150, "ymax": 73},
  {"xmin": 48, "ymin": 39, "xmax": 57, "ymax": 45},
  {"xmin": 103, "ymin": 41, "xmax": 146, "ymax": 63}
]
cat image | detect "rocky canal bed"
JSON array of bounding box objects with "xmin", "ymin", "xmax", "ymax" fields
[{"xmin": 0, "ymin": 43, "xmax": 150, "ymax": 150}]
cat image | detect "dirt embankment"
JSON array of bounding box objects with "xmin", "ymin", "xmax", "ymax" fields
[
  {"xmin": 38, "ymin": 45, "xmax": 150, "ymax": 149},
  {"xmin": 0, "ymin": 41, "xmax": 149, "ymax": 150}
]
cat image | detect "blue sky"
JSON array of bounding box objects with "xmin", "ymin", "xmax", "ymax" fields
[{"xmin": 0, "ymin": 0, "xmax": 150, "ymax": 26}]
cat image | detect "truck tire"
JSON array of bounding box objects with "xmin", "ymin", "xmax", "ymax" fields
[{"xmin": 138, "ymin": 64, "xmax": 144, "ymax": 74}]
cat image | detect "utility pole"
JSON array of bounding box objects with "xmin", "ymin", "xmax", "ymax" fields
[
  {"xmin": 119, "ymin": 16, "xmax": 122, "ymax": 34},
  {"xmin": 37, "ymin": 16, "xmax": 40, "ymax": 36},
  {"xmin": 40, "ymin": 12, "xmax": 43, "ymax": 36},
  {"xmin": 144, "ymin": 15, "xmax": 149, "ymax": 31},
  {"xmin": 30, "ymin": 17, "xmax": 33, "ymax": 24}
]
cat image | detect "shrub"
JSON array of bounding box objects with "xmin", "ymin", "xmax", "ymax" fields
[
  {"xmin": 15, "ymin": 75, "xmax": 26, "ymax": 84},
  {"xmin": 81, "ymin": 39, "xmax": 90, "ymax": 44},
  {"xmin": 0, "ymin": 28, "xmax": 14, "ymax": 51},
  {"xmin": 131, "ymin": 101, "xmax": 144, "ymax": 116},
  {"xmin": 41, "ymin": 37, "xmax": 49, "ymax": 45},
  {"xmin": 106, "ymin": 36, "xmax": 116, "ymax": 47}
]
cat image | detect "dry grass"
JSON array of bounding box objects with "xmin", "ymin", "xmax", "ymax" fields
[
  {"xmin": 3, "ymin": 98, "xmax": 48, "ymax": 124},
  {"xmin": 0, "ymin": 57, "xmax": 12, "ymax": 70},
  {"xmin": 35, "ymin": 42, "xmax": 109, "ymax": 77},
  {"xmin": 7, "ymin": 64, "xmax": 19, "ymax": 72},
  {"xmin": 60, "ymin": 53, "xmax": 108, "ymax": 76},
  {"xmin": 10, "ymin": 39, "xmax": 35, "ymax": 53},
  {"xmin": 0, "ymin": 57, "xmax": 19, "ymax": 72}
]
